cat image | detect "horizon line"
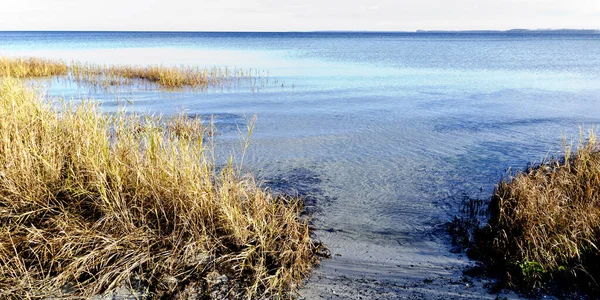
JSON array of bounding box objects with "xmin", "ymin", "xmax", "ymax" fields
[{"xmin": 1, "ymin": 28, "xmax": 599, "ymax": 33}]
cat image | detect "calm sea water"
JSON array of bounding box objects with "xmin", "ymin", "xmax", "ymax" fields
[{"xmin": 2, "ymin": 31, "xmax": 600, "ymax": 297}]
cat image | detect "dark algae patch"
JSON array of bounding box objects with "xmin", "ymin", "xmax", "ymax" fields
[
  {"xmin": 453, "ymin": 130, "xmax": 600, "ymax": 297},
  {"xmin": 263, "ymin": 166, "xmax": 334, "ymax": 217}
]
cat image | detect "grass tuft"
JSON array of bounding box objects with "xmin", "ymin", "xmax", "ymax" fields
[
  {"xmin": 473, "ymin": 130, "xmax": 600, "ymax": 294},
  {"xmin": 0, "ymin": 57, "xmax": 68, "ymax": 78},
  {"xmin": 0, "ymin": 78, "xmax": 323, "ymax": 299}
]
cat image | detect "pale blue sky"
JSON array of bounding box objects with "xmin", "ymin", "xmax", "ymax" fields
[{"xmin": 1, "ymin": 0, "xmax": 598, "ymax": 31}]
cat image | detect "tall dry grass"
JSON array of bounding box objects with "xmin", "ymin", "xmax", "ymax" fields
[
  {"xmin": 70, "ymin": 62, "xmax": 259, "ymax": 90},
  {"xmin": 0, "ymin": 78, "xmax": 322, "ymax": 299},
  {"xmin": 476, "ymin": 130, "xmax": 600, "ymax": 292},
  {"xmin": 1, "ymin": 56, "xmax": 264, "ymax": 91},
  {"xmin": 0, "ymin": 57, "xmax": 68, "ymax": 78}
]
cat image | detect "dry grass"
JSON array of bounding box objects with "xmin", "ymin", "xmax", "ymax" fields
[
  {"xmin": 476, "ymin": 130, "xmax": 600, "ymax": 292},
  {"xmin": 0, "ymin": 56, "xmax": 263, "ymax": 91},
  {"xmin": 166, "ymin": 113, "xmax": 208, "ymax": 140},
  {"xmin": 0, "ymin": 57, "xmax": 68, "ymax": 78},
  {"xmin": 0, "ymin": 78, "xmax": 323, "ymax": 299},
  {"xmin": 70, "ymin": 62, "xmax": 258, "ymax": 90}
]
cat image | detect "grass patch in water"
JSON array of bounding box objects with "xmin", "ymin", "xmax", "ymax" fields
[
  {"xmin": 71, "ymin": 62, "xmax": 260, "ymax": 90},
  {"xmin": 469, "ymin": 130, "xmax": 600, "ymax": 295},
  {"xmin": 0, "ymin": 57, "xmax": 68, "ymax": 78},
  {"xmin": 1, "ymin": 56, "xmax": 266, "ymax": 91},
  {"xmin": 0, "ymin": 78, "xmax": 324, "ymax": 299}
]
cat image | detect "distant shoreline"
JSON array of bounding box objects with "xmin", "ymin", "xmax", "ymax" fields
[
  {"xmin": 0, "ymin": 29, "xmax": 598, "ymax": 34},
  {"xmin": 415, "ymin": 29, "xmax": 600, "ymax": 34}
]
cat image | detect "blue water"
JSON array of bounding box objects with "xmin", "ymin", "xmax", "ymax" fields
[{"xmin": 2, "ymin": 31, "xmax": 600, "ymax": 297}]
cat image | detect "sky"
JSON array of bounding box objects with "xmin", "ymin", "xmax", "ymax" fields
[{"xmin": 1, "ymin": 0, "xmax": 599, "ymax": 31}]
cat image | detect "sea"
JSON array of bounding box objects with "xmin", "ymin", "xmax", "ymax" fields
[{"xmin": 2, "ymin": 31, "xmax": 600, "ymax": 298}]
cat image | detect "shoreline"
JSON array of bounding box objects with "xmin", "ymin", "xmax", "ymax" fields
[{"xmin": 2, "ymin": 47, "xmax": 600, "ymax": 298}]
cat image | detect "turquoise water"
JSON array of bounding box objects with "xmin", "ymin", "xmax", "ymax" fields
[{"xmin": 2, "ymin": 31, "xmax": 600, "ymax": 297}]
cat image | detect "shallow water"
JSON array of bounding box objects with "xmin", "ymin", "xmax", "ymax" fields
[{"xmin": 3, "ymin": 31, "xmax": 600, "ymax": 298}]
